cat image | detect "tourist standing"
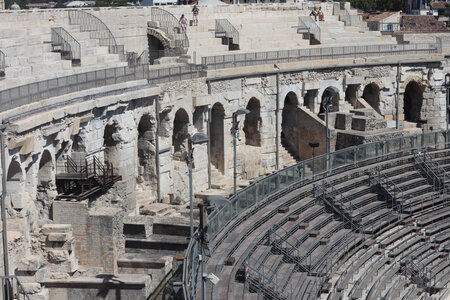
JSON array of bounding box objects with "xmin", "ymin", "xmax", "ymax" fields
[
  {"xmin": 192, "ymin": 5, "xmax": 199, "ymax": 26},
  {"xmin": 180, "ymin": 14, "xmax": 187, "ymax": 32}
]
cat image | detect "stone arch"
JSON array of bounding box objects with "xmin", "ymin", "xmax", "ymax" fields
[
  {"xmin": 345, "ymin": 85, "xmax": 359, "ymax": 108},
  {"xmin": 320, "ymin": 86, "xmax": 340, "ymax": 114},
  {"xmin": 147, "ymin": 31, "xmax": 167, "ymax": 64},
  {"xmin": 282, "ymin": 91, "xmax": 300, "ymax": 157},
  {"xmin": 362, "ymin": 83, "xmax": 381, "ymax": 114},
  {"xmin": 172, "ymin": 108, "xmax": 190, "ymax": 160},
  {"xmin": 38, "ymin": 150, "xmax": 54, "ymax": 187},
  {"xmin": 137, "ymin": 114, "xmax": 156, "ymax": 184},
  {"xmin": 404, "ymin": 80, "xmax": 424, "ymax": 123},
  {"xmin": 7, "ymin": 160, "xmax": 25, "ymax": 210},
  {"xmin": 211, "ymin": 102, "xmax": 225, "ymax": 174},
  {"xmin": 104, "ymin": 121, "xmax": 122, "ymax": 170},
  {"xmin": 243, "ymin": 97, "xmax": 262, "ymax": 147}
]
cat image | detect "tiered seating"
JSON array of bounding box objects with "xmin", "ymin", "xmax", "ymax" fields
[
  {"xmin": 0, "ymin": 11, "xmax": 127, "ymax": 90},
  {"xmin": 205, "ymin": 148, "xmax": 450, "ymax": 300}
]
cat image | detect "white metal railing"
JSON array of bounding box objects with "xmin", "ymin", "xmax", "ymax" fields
[
  {"xmin": 0, "ymin": 50, "xmax": 4, "ymax": 77},
  {"xmin": 215, "ymin": 19, "xmax": 239, "ymax": 45},
  {"xmin": 51, "ymin": 27, "xmax": 81, "ymax": 62}
]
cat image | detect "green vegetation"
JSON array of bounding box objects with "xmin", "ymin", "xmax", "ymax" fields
[{"xmin": 342, "ymin": 0, "xmax": 406, "ymax": 12}]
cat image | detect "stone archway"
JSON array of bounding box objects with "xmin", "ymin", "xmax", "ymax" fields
[
  {"xmin": 7, "ymin": 160, "xmax": 25, "ymax": 210},
  {"xmin": 243, "ymin": 97, "xmax": 262, "ymax": 147},
  {"xmin": 210, "ymin": 103, "xmax": 225, "ymax": 174},
  {"xmin": 38, "ymin": 150, "xmax": 54, "ymax": 188},
  {"xmin": 363, "ymin": 83, "xmax": 381, "ymax": 114},
  {"xmin": 137, "ymin": 114, "xmax": 156, "ymax": 186},
  {"xmin": 172, "ymin": 108, "xmax": 190, "ymax": 161},
  {"xmin": 37, "ymin": 150, "xmax": 55, "ymax": 218},
  {"xmin": 282, "ymin": 92, "xmax": 300, "ymax": 157},
  {"xmin": 404, "ymin": 81, "xmax": 423, "ymax": 123},
  {"xmin": 320, "ymin": 87, "xmax": 340, "ymax": 114},
  {"xmin": 104, "ymin": 121, "xmax": 122, "ymax": 171},
  {"xmin": 345, "ymin": 85, "xmax": 359, "ymax": 108}
]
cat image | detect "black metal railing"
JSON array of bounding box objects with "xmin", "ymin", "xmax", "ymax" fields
[
  {"xmin": 215, "ymin": 19, "xmax": 239, "ymax": 45},
  {"xmin": 151, "ymin": 7, "xmax": 189, "ymax": 53},
  {"xmin": 68, "ymin": 10, "xmax": 123, "ymax": 56},
  {"xmin": 0, "ymin": 50, "xmax": 5, "ymax": 77},
  {"xmin": 369, "ymin": 170, "xmax": 403, "ymax": 209},
  {"xmin": 51, "ymin": 27, "xmax": 81, "ymax": 62},
  {"xmin": 414, "ymin": 151, "xmax": 443, "ymax": 192},
  {"xmin": 1, "ymin": 276, "xmax": 31, "ymax": 300}
]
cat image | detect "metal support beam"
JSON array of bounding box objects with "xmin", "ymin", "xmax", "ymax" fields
[
  {"xmin": 275, "ymin": 72, "xmax": 280, "ymax": 170},
  {"xmin": 155, "ymin": 96, "xmax": 161, "ymax": 202},
  {"xmin": 396, "ymin": 63, "xmax": 401, "ymax": 130},
  {"xmin": 0, "ymin": 127, "xmax": 9, "ymax": 277}
]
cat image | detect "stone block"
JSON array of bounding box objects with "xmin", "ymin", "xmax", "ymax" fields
[
  {"xmin": 28, "ymin": 288, "xmax": 49, "ymax": 300},
  {"xmin": 48, "ymin": 250, "xmax": 70, "ymax": 263},
  {"xmin": 17, "ymin": 255, "xmax": 44, "ymax": 272},
  {"xmin": 48, "ymin": 232, "xmax": 72, "ymax": 242},
  {"xmin": 35, "ymin": 267, "xmax": 51, "ymax": 283},
  {"xmin": 41, "ymin": 224, "xmax": 71, "ymax": 234},
  {"xmin": 351, "ymin": 117, "xmax": 368, "ymax": 131},
  {"xmin": 335, "ymin": 113, "xmax": 352, "ymax": 130},
  {"xmin": 345, "ymin": 76, "xmax": 364, "ymax": 85},
  {"xmin": 21, "ymin": 283, "xmax": 42, "ymax": 294},
  {"xmin": 9, "ymin": 193, "xmax": 27, "ymax": 210},
  {"xmin": 192, "ymin": 95, "xmax": 211, "ymax": 107},
  {"xmin": 48, "ymin": 257, "xmax": 78, "ymax": 273}
]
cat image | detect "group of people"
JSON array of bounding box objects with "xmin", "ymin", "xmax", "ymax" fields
[
  {"xmin": 310, "ymin": 6, "xmax": 325, "ymax": 21},
  {"xmin": 179, "ymin": 5, "xmax": 199, "ymax": 32}
]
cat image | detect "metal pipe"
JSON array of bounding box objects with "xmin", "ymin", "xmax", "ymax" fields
[
  {"xmin": 326, "ymin": 107, "xmax": 329, "ymax": 155},
  {"xmin": 188, "ymin": 155, "xmax": 194, "ymax": 237},
  {"xmin": 207, "ymin": 80, "xmax": 212, "ymax": 189},
  {"xmin": 155, "ymin": 96, "xmax": 161, "ymax": 202},
  {"xmin": 396, "ymin": 63, "xmax": 401, "ymax": 129},
  {"xmin": 0, "ymin": 126, "xmax": 9, "ymax": 277},
  {"xmin": 275, "ymin": 72, "xmax": 280, "ymax": 170},
  {"xmin": 233, "ymin": 118, "xmax": 237, "ymax": 195}
]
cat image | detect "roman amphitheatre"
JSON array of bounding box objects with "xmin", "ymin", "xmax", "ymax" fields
[{"xmin": 1, "ymin": 0, "xmax": 450, "ymax": 299}]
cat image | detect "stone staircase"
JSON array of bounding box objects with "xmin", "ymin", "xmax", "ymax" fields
[
  {"xmin": 120, "ymin": 216, "xmax": 193, "ymax": 292},
  {"xmin": 0, "ymin": 12, "xmax": 128, "ymax": 91},
  {"xmin": 280, "ymin": 135, "xmax": 299, "ymax": 168}
]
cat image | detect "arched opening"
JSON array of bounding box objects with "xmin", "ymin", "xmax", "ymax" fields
[
  {"xmin": 362, "ymin": 83, "xmax": 381, "ymax": 114},
  {"xmin": 210, "ymin": 103, "xmax": 225, "ymax": 174},
  {"xmin": 104, "ymin": 122, "xmax": 121, "ymax": 170},
  {"xmin": 7, "ymin": 160, "xmax": 24, "ymax": 193},
  {"xmin": 304, "ymin": 90, "xmax": 317, "ymax": 112},
  {"xmin": 38, "ymin": 150, "xmax": 54, "ymax": 187},
  {"xmin": 148, "ymin": 35, "xmax": 165, "ymax": 64},
  {"xmin": 137, "ymin": 114, "xmax": 156, "ymax": 184},
  {"xmin": 243, "ymin": 98, "xmax": 262, "ymax": 147},
  {"xmin": 193, "ymin": 107, "xmax": 207, "ymax": 133},
  {"xmin": 345, "ymin": 85, "xmax": 359, "ymax": 108},
  {"xmin": 282, "ymin": 92, "xmax": 300, "ymax": 158},
  {"xmin": 320, "ymin": 87, "xmax": 340, "ymax": 114},
  {"xmin": 404, "ymin": 81, "xmax": 423, "ymax": 123},
  {"xmin": 172, "ymin": 109, "xmax": 190, "ymax": 161}
]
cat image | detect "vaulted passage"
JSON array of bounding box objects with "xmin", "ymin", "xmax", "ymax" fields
[
  {"xmin": 104, "ymin": 122, "xmax": 121, "ymax": 170},
  {"xmin": 148, "ymin": 35, "xmax": 165, "ymax": 64},
  {"xmin": 7, "ymin": 160, "xmax": 24, "ymax": 194},
  {"xmin": 320, "ymin": 87, "xmax": 339, "ymax": 114},
  {"xmin": 363, "ymin": 83, "xmax": 381, "ymax": 114},
  {"xmin": 404, "ymin": 81, "xmax": 423, "ymax": 123},
  {"xmin": 345, "ymin": 84, "xmax": 359, "ymax": 108},
  {"xmin": 38, "ymin": 150, "xmax": 54, "ymax": 187},
  {"xmin": 172, "ymin": 108, "xmax": 190, "ymax": 160},
  {"xmin": 282, "ymin": 92, "xmax": 300, "ymax": 158},
  {"xmin": 137, "ymin": 114, "xmax": 156, "ymax": 184},
  {"xmin": 244, "ymin": 97, "xmax": 262, "ymax": 147},
  {"xmin": 210, "ymin": 103, "xmax": 225, "ymax": 174}
]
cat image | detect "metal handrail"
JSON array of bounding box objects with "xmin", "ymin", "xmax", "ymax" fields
[
  {"xmin": 424, "ymin": 152, "xmax": 450, "ymax": 193},
  {"xmin": 138, "ymin": 50, "xmax": 149, "ymax": 65},
  {"xmin": 369, "ymin": 170, "xmax": 403, "ymax": 209},
  {"xmin": 68, "ymin": 10, "xmax": 122, "ymax": 56},
  {"xmin": 0, "ymin": 50, "xmax": 5, "ymax": 77},
  {"xmin": 202, "ymin": 42, "xmax": 438, "ymax": 69},
  {"xmin": 51, "ymin": 27, "xmax": 81, "ymax": 61},
  {"xmin": 151, "ymin": 7, "xmax": 189, "ymax": 53},
  {"xmin": 298, "ymin": 16, "xmax": 321, "ymax": 42},
  {"xmin": 414, "ymin": 151, "xmax": 443, "ymax": 192},
  {"xmin": 182, "ymin": 130, "xmax": 450, "ymax": 300},
  {"xmin": 0, "ymin": 275, "xmax": 31, "ymax": 300},
  {"xmin": 215, "ymin": 19, "xmax": 239, "ymax": 45}
]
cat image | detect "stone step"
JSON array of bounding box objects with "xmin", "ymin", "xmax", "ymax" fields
[{"xmin": 125, "ymin": 234, "xmax": 189, "ymax": 252}]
